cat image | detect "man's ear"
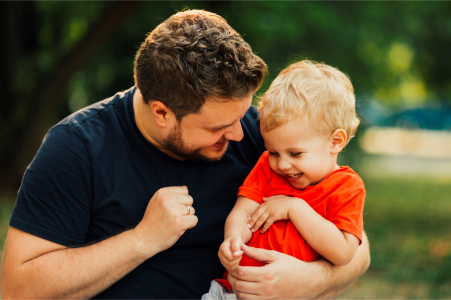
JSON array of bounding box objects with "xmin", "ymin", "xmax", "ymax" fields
[
  {"xmin": 150, "ymin": 101, "xmax": 174, "ymax": 128},
  {"xmin": 331, "ymin": 129, "xmax": 347, "ymax": 154}
]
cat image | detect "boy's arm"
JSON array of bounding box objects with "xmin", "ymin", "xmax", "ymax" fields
[
  {"xmin": 289, "ymin": 197, "xmax": 359, "ymax": 266},
  {"xmin": 224, "ymin": 196, "xmax": 260, "ymax": 242},
  {"xmin": 249, "ymin": 195, "xmax": 359, "ymax": 266},
  {"xmin": 218, "ymin": 196, "xmax": 260, "ymax": 271}
]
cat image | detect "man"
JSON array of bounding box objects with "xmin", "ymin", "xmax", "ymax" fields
[{"xmin": 1, "ymin": 10, "xmax": 369, "ymax": 299}]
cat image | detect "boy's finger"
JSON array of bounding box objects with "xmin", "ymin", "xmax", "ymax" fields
[
  {"xmin": 261, "ymin": 217, "xmax": 274, "ymax": 233},
  {"xmin": 218, "ymin": 249, "xmax": 231, "ymax": 262},
  {"xmin": 252, "ymin": 213, "xmax": 268, "ymax": 232},
  {"xmin": 262, "ymin": 196, "xmax": 276, "ymax": 202},
  {"xmin": 231, "ymin": 239, "xmax": 243, "ymax": 255},
  {"xmin": 252, "ymin": 216, "xmax": 264, "ymax": 232},
  {"xmin": 219, "ymin": 242, "xmax": 234, "ymax": 260},
  {"xmin": 249, "ymin": 207, "xmax": 265, "ymax": 227}
]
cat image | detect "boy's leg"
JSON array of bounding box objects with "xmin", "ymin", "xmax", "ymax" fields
[{"xmin": 201, "ymin": 280, "xmax": 237, "ymax": 300}]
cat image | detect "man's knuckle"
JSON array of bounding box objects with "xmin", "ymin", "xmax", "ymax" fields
[
  {"xmin": 172, "ymin": 215, "xmax": 182, "ymax": 226},
  {"xmin": 263, "ymin": 286, "xmax": 276, "ymax": 296},
  {"xmin": 264, "ymin": 271, "xmax": 276, "ymax": 281},
  {"xmin": 161, "ymin": 194, "xmax": 173, "ymax": 204},
  {"xmin": 237, "ymin": 268, "xmax": 246, "ymax": 278}
]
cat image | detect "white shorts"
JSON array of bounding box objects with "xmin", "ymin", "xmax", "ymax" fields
[{"xmin": 201, "ymin": 280, "xmax": 237, "ymax": 300}]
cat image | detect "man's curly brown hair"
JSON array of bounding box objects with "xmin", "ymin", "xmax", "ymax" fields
[{"xmin": 134, "ymin": 10, "xmax": 267, "ymax": 120}]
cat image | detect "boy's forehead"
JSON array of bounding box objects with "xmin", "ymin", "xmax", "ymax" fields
[
  {"xmin": 261, "ymin": 117, "xmax": 313, "ymax": 135},
  {"xmin": 262, "ymin": 119, "xmax": 327, "ymax": 147}
]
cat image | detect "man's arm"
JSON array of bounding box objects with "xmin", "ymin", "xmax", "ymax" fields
[
  {"xmin": 0, "ymin": 186, "xmax": 198, "ymax": 299},
  {"xmin": 228, "ymin": 231, "xmax": 370, "ymax": 299}
]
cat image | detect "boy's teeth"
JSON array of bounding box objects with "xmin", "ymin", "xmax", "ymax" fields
[{"xmin": 287, "ymin": 173, "xmax": 301, "ymax": 178}]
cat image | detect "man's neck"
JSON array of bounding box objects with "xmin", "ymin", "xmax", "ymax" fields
[{"xmin": 133, "ymin": 88, "xmax": 184, "ymax": 160}]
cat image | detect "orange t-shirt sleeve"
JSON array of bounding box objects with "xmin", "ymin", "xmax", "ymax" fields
[
  {"xmin": 326, "ymin": 172, "xmax": 365, "ymax": 245},
  {"xmin": 237, "ymin": 152, "xmax": 271, "ymax": 204}
]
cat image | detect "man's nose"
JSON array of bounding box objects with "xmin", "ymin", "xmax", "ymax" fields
[{"xmin": 223, "ymin": 120, "xmax": 244, "ymax": 142}]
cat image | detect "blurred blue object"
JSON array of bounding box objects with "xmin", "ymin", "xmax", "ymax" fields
[{"xmin": 358, "ymin": 99, "xmax": 451, "ymax": 131}]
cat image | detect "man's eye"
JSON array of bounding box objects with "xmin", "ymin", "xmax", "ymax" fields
[
  {"xmin": 268, "ymin": 151, "xmax": 279, "ymax": 157},
  {"xmin": 211, "ymin": 127, "xmax": 226, "ymax": 132},
  {"xmin": 290, "ymin": 152, "xmax": 302, "ymax": 157}
]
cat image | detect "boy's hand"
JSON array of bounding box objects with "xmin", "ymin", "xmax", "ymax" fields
[
  {"xmin": 218, "ymin": 236, "xmax": 244, "ymax": 272},
  {"xmin": 248, "ymin": 195, "xmax": 294, "ymax": 233}
]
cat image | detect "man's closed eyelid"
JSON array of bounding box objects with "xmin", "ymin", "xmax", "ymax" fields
[{"xmin": 211, "ymin": 126, "xmax": 227, "ymax": 132}]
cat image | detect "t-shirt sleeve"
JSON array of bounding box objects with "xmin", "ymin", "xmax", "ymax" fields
[
  {"xmin": 10, "ymin": 124, "xmax": 93, "ymax": 247},
  {"xmin": 326, "ymin": 174, "xmax": 365, "ymax": 245},
  {"xmin": 237, "ymin": 152, "xmax": 271, "ymax": 204}
]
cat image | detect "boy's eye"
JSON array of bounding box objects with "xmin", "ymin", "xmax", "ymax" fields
[
  {"xmin": 290, "ymin": 152, "xmax": 302, "ymax": 157},
  {"xmin": 268, "ymin": 151, "xmax": 279, "ymax": 157}
]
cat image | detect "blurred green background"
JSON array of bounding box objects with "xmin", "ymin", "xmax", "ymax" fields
[{"xmin": 1, "ymin": 1, "xmax": 450, "ymax": 298}]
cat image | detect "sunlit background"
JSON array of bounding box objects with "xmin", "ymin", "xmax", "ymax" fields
[{"xmin": 1, "ymin": 2, "xmax": 450, "ymax": 298}]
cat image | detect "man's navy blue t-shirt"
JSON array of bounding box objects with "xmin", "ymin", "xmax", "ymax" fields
[{"xmin": 10, "ymin": 87, "xmax": 265, "ymax": 299}]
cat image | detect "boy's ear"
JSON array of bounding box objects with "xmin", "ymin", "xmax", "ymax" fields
[
  {"xmin": 150, "ymin": 101, "xmax": 175, "ymax": 128},
  {"xmin": 330, "ymin": 129, "xmax": 347, "ymax": 154}
]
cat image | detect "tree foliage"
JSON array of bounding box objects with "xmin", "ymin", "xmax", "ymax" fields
[{"xmin": 1, "ymin": 1, "xmax": 450, "ymax": 192}]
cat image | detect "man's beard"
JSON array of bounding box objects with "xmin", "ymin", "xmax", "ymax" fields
[{"xmin": 161, "ymin": 124, "xmax": 226, "ymax": 162}]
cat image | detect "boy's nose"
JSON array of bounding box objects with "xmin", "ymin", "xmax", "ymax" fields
[{"xmin": 278, "ymin": 158, "xmax": 291, "ymax": 171}]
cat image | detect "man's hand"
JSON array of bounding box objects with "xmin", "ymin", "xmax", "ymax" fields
[
  {"xmin": 228, "ymin": 232, "xmax": 371, "ymax": 300},
  {"xmin": 228, "ymin": 245, "xmax": 318, "ymax": 299},
  {"xmin": 134, "ymin": 186, "xmax": 198, "ymax": 256},
  {"xmin": 248, "ymin": 195, "xmax": 294, "ymax": 233},
  {"xmin": 219, "ymin": 236, "xmax": 244, "ymax": 272}
]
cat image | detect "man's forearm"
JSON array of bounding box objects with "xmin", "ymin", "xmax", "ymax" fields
[
  {"xmin": 2, "ymin": 228, "xmax": 153, "ymax": 299},
  {"xmin": 314, "ymin": 231, "xmax": 370, "ymax": 299},
  {"xmin": 2, "ymin": 187, "xmax": 198, "ymax": 299}
]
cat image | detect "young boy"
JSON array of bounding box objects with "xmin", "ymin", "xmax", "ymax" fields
[{"xmin": 202, "ymin": 60, "xmax": 365, "ymax": 299}]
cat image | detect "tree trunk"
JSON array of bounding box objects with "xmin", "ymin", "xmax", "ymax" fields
[{"xmin": 0, "ymin": 1, "xmax": 139, "ymax": 194}]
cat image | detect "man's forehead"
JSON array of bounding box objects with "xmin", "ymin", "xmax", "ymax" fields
[{"xmin": 191, "ymin": 96, "xmax": 252, "ymax": 125}]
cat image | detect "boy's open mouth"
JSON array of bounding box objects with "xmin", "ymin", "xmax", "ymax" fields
[{"xmin": 286, "ymin": 173, "xmax": 302, "ymax": 179}]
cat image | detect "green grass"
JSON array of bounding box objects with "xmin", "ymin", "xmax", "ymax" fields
[
  {"xmin": 341, "ymin": 176, "xmax": 451, "ymax": 299},
  {"xmin": 0, "ymin": 197, "xmax": 14, "ymax": 253},
  {"xmin": 0, "ymin": 176, "xmax": 450, "ymax": 298},
  {"xmin": 365, "ymin": 177, "xmax": 451, "ymax": 283}
]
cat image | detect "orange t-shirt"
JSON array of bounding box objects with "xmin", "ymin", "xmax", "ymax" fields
[
  {"xmin": 217, "ymin": 152, "xmax": 365, "ymax": 290},
  {"xmin": 239, "ymin": 151, "xmax": 365, "ymax": 266}
]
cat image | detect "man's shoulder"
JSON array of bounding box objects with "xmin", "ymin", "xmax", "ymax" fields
[
  {"xmin": 244, "ymin": 105, "xmax": 259, "ymax": 121},
  {"xmin": 240, "ymin": 105, "xmax": 261, "ymax": 134},
  {"xmin": 55, "ymin": 87, "xmax": 134, "ymax": 130}
]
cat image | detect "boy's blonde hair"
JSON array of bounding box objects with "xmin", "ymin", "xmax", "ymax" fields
[{"xmin": 258, "ymin": 60, "xmax": 360, "ymax": 144}]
